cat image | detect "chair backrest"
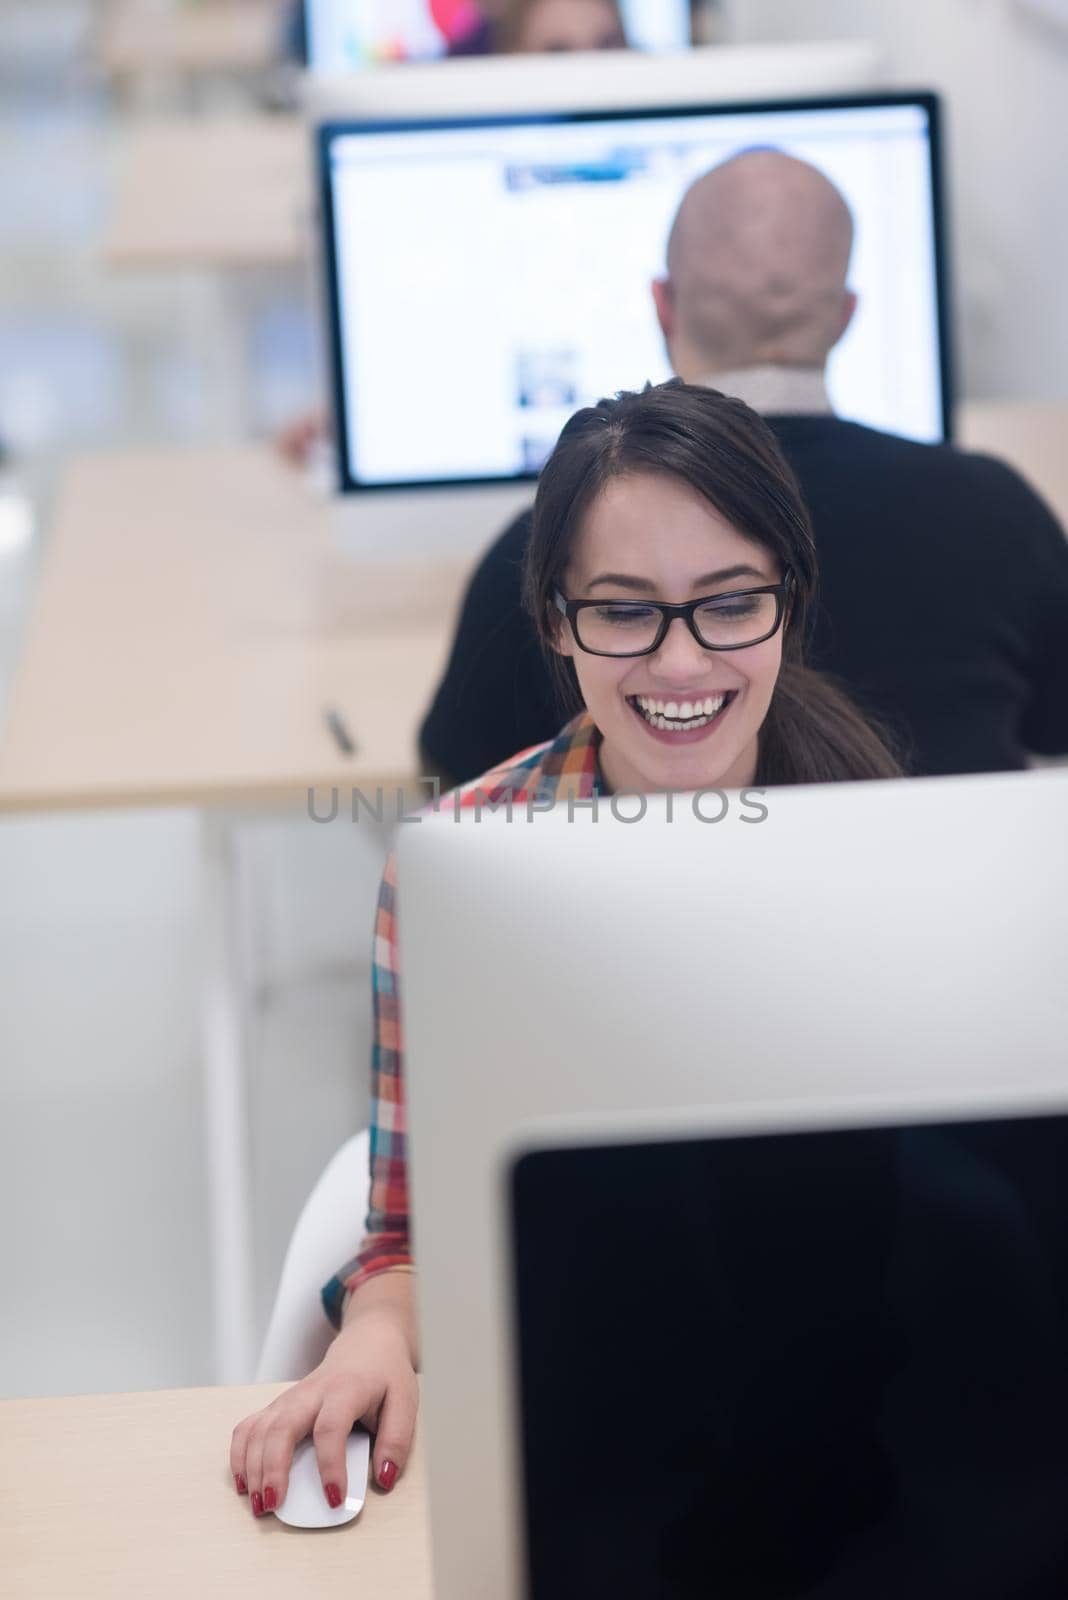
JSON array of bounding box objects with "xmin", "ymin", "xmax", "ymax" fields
[{"xmin": 256, "ymin": 1130, "xmax": 371, "ymax": 1382}]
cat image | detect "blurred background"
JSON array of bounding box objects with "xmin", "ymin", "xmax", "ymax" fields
[{"xmin": 0, "ymin": 0, "xmax": 1065, "ymax": 1400}]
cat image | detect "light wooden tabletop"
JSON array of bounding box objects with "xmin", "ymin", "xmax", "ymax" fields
[
  {"xmin": 0, "ymin": 407, "xmax": 1063, "ymax": 818},
  {"xmin": 106, "ymin": 116, "xmax": 310, "ymax": 269},
  {"xmin": 97, "ymin": 0, "xmax": 286, "ymax": 79},
  {"xmin": 0, "ymin": 1383, "xmax": 433, "ymax": 1598},
  {"xmin": 0, "ymin": 447, "xmax": 477, "ymax": 815}
]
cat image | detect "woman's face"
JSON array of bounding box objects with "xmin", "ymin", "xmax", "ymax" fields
[
  {"xmin": 555, "ymin": 472, "xmax": 786, "ymax": 794},
  {"xmin": 517, "ymin": 0, "xmax": 627, "ymax": 52}
]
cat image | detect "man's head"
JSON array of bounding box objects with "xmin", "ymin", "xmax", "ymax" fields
[
  {"xmin": 507, "ymin": 0, "xmax": 627, "ymax": 52},
  {"xmin": 653, "ymin": 149, "xmax": 857, "ymax": 381}
]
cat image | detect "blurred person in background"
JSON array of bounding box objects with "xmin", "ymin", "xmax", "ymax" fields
[
  {"xmin": 505, "ymin": 0, "xmax": 627, "ymax": 52},
  {"xmin": 275, "ymin": 0, "xmax": 634, "ymax": 465},
  {"xmin": 445, "ymin": 0, "xmax": 629, "ymax": 54},
  {"xmin": 420, "ymin": 149, "xmax": 1068, "ymax": 784}
]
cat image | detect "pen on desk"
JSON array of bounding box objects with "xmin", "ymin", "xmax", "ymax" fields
[{"xmin": 324, "ymin": 705, "xmax": 357, "ymax": 758}]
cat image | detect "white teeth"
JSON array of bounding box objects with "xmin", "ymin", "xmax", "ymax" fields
[{"xmin": 634, "ymin": 693, "xmax": 728, "ymax": 721}]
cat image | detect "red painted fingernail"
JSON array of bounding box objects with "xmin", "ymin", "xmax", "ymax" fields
[
  {"xmin": 251, "ymin": 1490, "xmax": 264, "ymax": 1517},
  {"xmin": 325, "ymin": 1483, "xmax": 342, "ymax": 1509},
  {"xmin": 378, "ymin": 1460, "xmax": 398, "ymax": 1491},
  {"xmin": 235, "ymin": 1474, "xmax": 247, "ymax": 1496},
  {"xmin": 263, "ymin": 1486, "xmax": 277, "ymax": 1512}
]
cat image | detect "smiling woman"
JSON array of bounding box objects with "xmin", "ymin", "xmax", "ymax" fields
[
  {"xmin": 525, "ymin": 381, "xmax": 902, "ymax": 790},
  {"xmin": 228, "ymin": 381, "xmax": 901, "ymax": 1526}
]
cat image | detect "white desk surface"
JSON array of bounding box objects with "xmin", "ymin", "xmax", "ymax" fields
[
  {"xmin": 0, "ymin": 1383, "xmax": 433, "ymax": 1599},
  {"xmin": 96, "ymin": 0, "xmax": 286, "ymax": 79},
  {"xmin": 0, "ymin": 447, "xmax": 475, "ymax": 815},
  {"xmin": 105, "ymin": 115, "xmax": 310, "ymax": 269}
]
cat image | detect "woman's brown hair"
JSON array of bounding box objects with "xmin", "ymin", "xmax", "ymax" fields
[{"xmin": 521, "ymin": 381, "xmax": 903, "ymax": 785}]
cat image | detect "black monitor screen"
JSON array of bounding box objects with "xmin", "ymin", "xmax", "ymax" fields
[{"xmin": 510, "ymin": 1116, "xmax": 1068, "ymax": 1599}]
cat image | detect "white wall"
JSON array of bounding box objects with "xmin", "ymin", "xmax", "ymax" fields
[{"xmin": 722, "ymin": 0, "xmax": 1068, "ymax": 401}]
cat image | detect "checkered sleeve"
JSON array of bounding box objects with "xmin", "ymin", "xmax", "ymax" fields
[
  {"xmin": 321, "ymin": 850, "xmax": 412, "ymax": 1329},
  {"xmin": 321, "ymin": 716, "xmax": 600, "ymax": 1330}
]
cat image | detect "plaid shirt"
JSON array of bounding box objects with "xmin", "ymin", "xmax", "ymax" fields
[{"xmin": 322, "ymin": 712, "xmax": 604, "ymax": 1327}]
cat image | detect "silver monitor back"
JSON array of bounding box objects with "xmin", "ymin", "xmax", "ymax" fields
[
  {"xmin": 301, "ymin": 40, "xmax": 885, "ymax": 122},
  {"xmin": 396, "ymin": 767, "xmax": 1068, "ymax": 1598}
]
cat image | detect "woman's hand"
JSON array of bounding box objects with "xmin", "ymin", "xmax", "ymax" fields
[{"xmin": 230, "ymin": 1272, "xmax": 419, "ymax": 1518}]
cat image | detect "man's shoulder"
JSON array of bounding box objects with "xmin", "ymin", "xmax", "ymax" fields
[
  {"xmin": 484, "ymin": 504, "xmax": 535, "ymax": 562},
  {"xmin": 771, "ymin": 415, "xmax": 1045, "ymax": 502},
  {"xmin": 458, "ymin": 505, "xmax": 535, "ymax": 605}
]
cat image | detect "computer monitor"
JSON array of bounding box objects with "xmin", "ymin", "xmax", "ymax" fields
[
  {"xmin": 302, "ymin": 0, "xmax": 691, "ymax": 73},
  {"xmin": 319, "ymin": 91, "xmax": 951, "ymax": 514},
  {"xmin": 512, "ymin": 1116, "xmax": 1068, "ymax": 1596},
  {"xmin": 395, "ymin": 766, "xmax": 1068, "ymax": 1597}
]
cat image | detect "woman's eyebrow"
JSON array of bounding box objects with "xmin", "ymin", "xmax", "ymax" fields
[{"xmin": 585, "ymin": 564, "xmax": 767, "ymax": 593}]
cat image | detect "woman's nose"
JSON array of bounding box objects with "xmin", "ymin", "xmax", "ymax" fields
[{"xmin": 648, "ymin": 616, "xmax": 710, "ymax": 678}]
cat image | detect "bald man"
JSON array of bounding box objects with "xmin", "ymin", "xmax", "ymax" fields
[
  {"xmin": 652, "ymin": 151, "xmax": 857, "ymax": 397},
  {"xmin": 421, "ymin": 151, "xmax": 1068, "ymax": 783}
]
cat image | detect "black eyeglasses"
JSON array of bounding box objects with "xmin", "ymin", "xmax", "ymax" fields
[{"xmin": 552, "ymin": 576, "xmax": 793, "ymax": 658}]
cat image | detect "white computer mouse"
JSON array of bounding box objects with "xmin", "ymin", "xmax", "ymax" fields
[{"xmin": 274, "ymin": 1428, "xmax": 370, "ymax": 1529}]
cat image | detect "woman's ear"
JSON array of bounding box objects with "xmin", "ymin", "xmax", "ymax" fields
[
  {"xmin": 546, "ymin": 589, "xmax": 575, "ymax": 658},
  {"xmin": 783, "ymin": 570, "xmax": 797, "ymax": 630},
  {"xmin": 549, "ymin": 615, "xmax": 575, "ymax": 659}
]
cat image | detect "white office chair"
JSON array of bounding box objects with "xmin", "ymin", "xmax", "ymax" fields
[{"xmin": 256, "ymin": 1130, "xmax": 371, "ymax": 1382}]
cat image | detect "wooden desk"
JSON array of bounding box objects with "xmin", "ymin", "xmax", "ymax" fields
[
  {"xmin": 97, "ymin": 0, "xmax": 286, "ymax": 83},
  {"xmin": 0, "ymin": 1383, "xmax": 433, "ymax": 1598},
  {"xmin": 3, "ymin": 412, "xmax": 1061, "ymax": 818},
  {"xmin": 106, "ymin": 116, "xmax": 309, "ymax": 269},
  {"xmin": 0, "ymin": 447, "xmax": 470, "ymax": 814}
]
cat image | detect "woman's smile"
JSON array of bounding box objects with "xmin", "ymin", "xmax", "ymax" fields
[{"xmin": 626, "ymin": 690, "xmax": 738, "ymax": 742}]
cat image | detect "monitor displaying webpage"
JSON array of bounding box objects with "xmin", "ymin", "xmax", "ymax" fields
[
  {"xmin": 323, "ymin": 98, "xmax": 947, "ymax": 488},
  {"xmin": 305, "ymin": 0, "xmax": 690, "ymax": 71}
]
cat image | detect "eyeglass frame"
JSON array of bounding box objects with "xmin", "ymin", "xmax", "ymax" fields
[{"xmin": 551, "ymin": 571, "xmax": 795, "ymax": 658}]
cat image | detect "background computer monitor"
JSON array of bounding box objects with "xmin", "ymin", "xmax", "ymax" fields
[
  {"xmin": 396, "ymin": 767, "xmax": 1068, "ymax": 1598},
  {"xmin": 320, "ymin": 92, "xmax": 951, "ymax": 504},
  {"xmin": 302, "ymin": 0, "xmax": 691, "ymax": 73}
]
